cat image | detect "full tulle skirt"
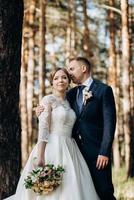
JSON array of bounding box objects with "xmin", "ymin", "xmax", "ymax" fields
[{"xmin": 4, "ymin": 134, "xmax": 99, "ymax": 200}]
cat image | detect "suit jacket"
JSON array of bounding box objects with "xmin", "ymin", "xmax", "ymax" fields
[{"xmin": 67, "ymin": 79, "xmax": 116, "ymax": 160}]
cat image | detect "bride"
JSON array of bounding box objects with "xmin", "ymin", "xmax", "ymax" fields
[{"xmin": 5, "ymin": 68, "xmax": 99, "ymax": 200}]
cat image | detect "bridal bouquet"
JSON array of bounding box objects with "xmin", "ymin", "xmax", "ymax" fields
[{"xmin": 24, "ymin": 164, "xmax": 65, "ymax": 195}]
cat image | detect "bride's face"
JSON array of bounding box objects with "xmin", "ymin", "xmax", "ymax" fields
[{"xmin": 52, "ymin": 70, "xmax": 69, "ymax": 92}]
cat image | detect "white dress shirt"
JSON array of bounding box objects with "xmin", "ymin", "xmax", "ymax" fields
[{"xmin": 82, "ymin": 76, "xmax": 93, "ymax": 89}]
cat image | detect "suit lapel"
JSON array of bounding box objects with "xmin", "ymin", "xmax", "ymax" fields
[{"xmin": 74, "ymin": 101, "xmax": 79, "ymax": 117}]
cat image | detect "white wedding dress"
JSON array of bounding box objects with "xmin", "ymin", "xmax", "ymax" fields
[{"xmin": 5, "ymin": 94, "xmax": 99, "ymax": 200}]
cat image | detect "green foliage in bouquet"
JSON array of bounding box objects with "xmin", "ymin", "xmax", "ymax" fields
[{"xmin": 24, "ymin": 164, "xmax": 65, "ymax": 195}]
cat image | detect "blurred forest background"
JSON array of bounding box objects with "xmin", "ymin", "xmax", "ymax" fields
[{"xmin": 0, "ymin": 0, "xmax": 134, "ymax": 199}]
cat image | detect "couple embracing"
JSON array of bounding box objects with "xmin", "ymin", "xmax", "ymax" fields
[{"xmin": 5, "ymin": 57, "xmax": 116, "ymax": 200}]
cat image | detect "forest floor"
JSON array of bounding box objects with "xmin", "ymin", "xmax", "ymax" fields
[{"xmin": 113, "ymin": 167, "xmax": 134, "ymax": 200}]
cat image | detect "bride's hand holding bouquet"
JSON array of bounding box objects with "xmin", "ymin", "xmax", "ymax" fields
[{"xmin": 36, "ymin": 156, "xmax": 45, "ymax": 167}]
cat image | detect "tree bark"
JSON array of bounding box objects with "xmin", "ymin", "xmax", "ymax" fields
[
  {"xmin": 0, "ymin": 0, "xmax": 23, "ymax": 198},
  {"xmin": 26, "ymin": 1, "xmax": 36, "ymax": 154},
  {"xmin": 107, "ymin": 0, "xmax": 120, "ymax": 170},
  {"xmin": 39, "ymin": 0, "xmax": 46, "ymax": 101},
  {"xmin": 129, "ymin": 4, "xmax": 134, "ymax": 177},
  {"xmin": 121, "ymin": 0, "xmax": 131, "ymax": 177},
  {"xmin": 20, "ymin": 33, "xmax": 29, "ymax": 167},
  {"xmin": 66, "ymin": 0, "xmax": 76, "ymax": 63},
  {"xmin": 82, "ymin": 0, "xmax": 93, "ymax": 57}
]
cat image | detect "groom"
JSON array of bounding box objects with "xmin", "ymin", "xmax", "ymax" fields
[
  {"xmin": 67, "ymin": 57, "xmax": 116, "ymax": 200},
  {"xmin": 37, "ymin": 57, "xmax": 116, "ymax": 200}
]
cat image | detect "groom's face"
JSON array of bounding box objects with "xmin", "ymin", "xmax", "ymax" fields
[{"xmin": 67, "ymin": 60, "xmax": 84, "ymax": 84}]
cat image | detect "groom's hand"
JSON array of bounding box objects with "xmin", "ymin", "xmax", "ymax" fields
[
  {"xmin": 36, "ymin": 105, "xmax": 44, "ymax": 117},
  {"xmin": 96, "ymin": 155, "xmax": 109, "ymax": 170}
]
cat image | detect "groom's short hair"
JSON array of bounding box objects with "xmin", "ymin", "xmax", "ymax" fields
[{"xmin": 69, "ymin": 57, "xmax": 91, "ymax": 72}]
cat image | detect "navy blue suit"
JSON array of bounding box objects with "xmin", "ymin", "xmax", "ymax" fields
[{"xmin": 67, "ymin": 79, "xmax": 116, "ymax": 200}]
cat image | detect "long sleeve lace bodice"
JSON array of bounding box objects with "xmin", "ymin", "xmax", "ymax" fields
[
  {"xmin": 38, "ymin": 94, "xmax": 76, "ymax": 143},
  {"xmin": 38, "ymin": 96, "xmax": 52, "ymax": 142}
]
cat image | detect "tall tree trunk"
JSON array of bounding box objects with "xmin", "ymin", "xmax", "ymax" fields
[
  {"xmin": 20, "ymin": 34, "xmax": 29, "ymax": 167},
  {"xmin": 129, "ymin": 5, "xmax": 134, "ymax": 177},
  {"xmin": 39, "ymin": 0, "xmax": 46, "ymax": 101},
  {"xmin": 121, "ymin": 0, "xmax": 131, "ymax": 177},
  {"xmin": 0, "ymin": 1, "xmax": 23, "ymax": 199},
  {"xmin": 107, "ymin": 0, "xmax": 120, "ymax": 170},
  {"xmin": 27, "ymin": 1, "xmax": 35, "ymax": 154},
  {"xmin": 66, "ymin": 0, "xmax": 76, "ymax": 63},
  {"xmin": 82, "ymin": 0, "xmax": 93, "ymax": 57},
  {"xmin": 116, "ymin": 29, "xmax": 125, "ymax": 165},
  {"xmin": 115, "ymin": 49, "xmax": 122, "ymax": 168}
]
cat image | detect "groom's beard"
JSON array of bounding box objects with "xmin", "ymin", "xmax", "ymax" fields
[{"xmin": 70, "ymin": 77, "xmax": 80, "ymax": 85}]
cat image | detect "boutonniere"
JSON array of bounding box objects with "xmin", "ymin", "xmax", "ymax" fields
[{"xmin": 83, "ymin": 87, "xmax": 93, "ymax": 105}]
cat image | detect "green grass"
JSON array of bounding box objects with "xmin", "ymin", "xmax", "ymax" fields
[{"xmin": 113, "ymin": 167, "xmax": 134, "ymax": 200}]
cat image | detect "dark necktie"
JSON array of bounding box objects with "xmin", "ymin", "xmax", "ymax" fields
[{"xmin": 77, "ymin": 85, "xmax": 85, "ymax": 113}]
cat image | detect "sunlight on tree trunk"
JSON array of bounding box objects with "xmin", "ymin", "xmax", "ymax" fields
[
  {"xmin": 66, "ymin": 0, "xmax": 76, "ymax": 63},
  {"xmin": 20, "ymin": 36, "xmax": 29, "ymax": 167},
  {"xmin": 129, "ymin": 4, "xmax": 134, "ymax": 177},
  {"xmin": 107, "ymin": 0, "xmax": 120, "ymax": 170},
  {"xmin": 39, "ymin": 0, "xmax": 46, "ymax": 101},
  {"xmin": 82, "ymin": 0, "xmax": 93, "ymax": 57},
  {"xmin": 27, "ymin": 1, "xmax": 36, "ymax": 154},
  {"xmin": 121, "ymin": 0, "xmax": 131, "ymax": 177}
]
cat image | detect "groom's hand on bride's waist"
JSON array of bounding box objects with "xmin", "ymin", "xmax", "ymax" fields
[
  {"xmin": 36, "ymin": 105, "xmax": 44, "ymax": 117},
  {"xmin": 96, "ymin": 155, "xmax": 109, "ymax": 170}
]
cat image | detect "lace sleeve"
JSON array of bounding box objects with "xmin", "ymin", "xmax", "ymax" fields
[{"xmin": 38, "ymin": 96, "xmax": 51, "ymax": 143}]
